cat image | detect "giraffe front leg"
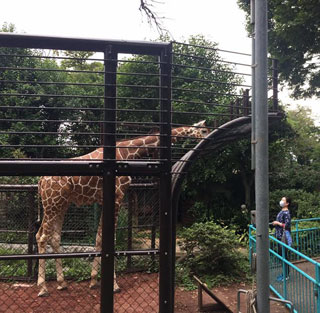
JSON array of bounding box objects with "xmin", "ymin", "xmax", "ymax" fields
[
  {"xmin": 36, "ymin": 231, "xmax": 49, "ymax": 297},
  {"xmin": 89, "ymin": 212, "xmax": 121, "ymax": 293},
  {"xmin": 90, "ymin": 215, "xmax": 102, "ymax": 289},
  {"xmin": 51, "ymin": 231, "xmax": 67, "ymax": 291}
]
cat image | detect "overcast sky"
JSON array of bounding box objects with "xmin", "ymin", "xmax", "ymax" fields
[{"xmin": 1, "ymin": 0, "xmax": 319, "ymax": 122}]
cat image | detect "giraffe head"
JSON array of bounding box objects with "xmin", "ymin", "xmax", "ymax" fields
[
  {"xmin": 171, "ymin": 120, "xmax": 210, "ymax": 144},
  {"xmin": 185, "ymin": 120, "xmax": 210, "ymax": 138}
]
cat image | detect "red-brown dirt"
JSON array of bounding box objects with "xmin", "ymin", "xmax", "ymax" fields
[{"xmin": 0, "ymin": 273, "xmax": 289, "ymax": 313}]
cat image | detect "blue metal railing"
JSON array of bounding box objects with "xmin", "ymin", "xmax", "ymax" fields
[
  {"xmin": 249, "ymin": 218, "xmax": 320, "ymax": 313},
  {"xmin": 292, "ymin": 218, "xmax": 320, "ymax": 258}
]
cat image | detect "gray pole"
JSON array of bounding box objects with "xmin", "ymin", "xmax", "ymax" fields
[
  {"xmin": 251, "ymin": 0, "xmax": 256, "ymax": 171},
  {"xmin": 254, "ymin": 0, "xmax": 270, "ymax": 312}
]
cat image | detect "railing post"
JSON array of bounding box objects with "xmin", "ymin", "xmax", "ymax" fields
[
  {"xmin": 249, "ymin": 226, "xmax": 253, "ymax": 266},
  {"xmin": 316, "ymin": 263, "xmax": 320, "ymax": 313},
  {"xmin": 282, "ymin": 244, "xmax": 287, "ymax": 299},
  {"xmin": 295, "ymin": 221, "xmax": 300, "ymax": 259}
]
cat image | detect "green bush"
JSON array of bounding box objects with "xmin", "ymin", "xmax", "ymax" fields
[{"xmin": 177, "ymin": 221, "xmax": 248, "ymax": 280}]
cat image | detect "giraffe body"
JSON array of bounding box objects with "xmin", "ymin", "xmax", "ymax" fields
[{"xmin": 36, "ymin": 121, "xmax": 209, "ymax": 296}]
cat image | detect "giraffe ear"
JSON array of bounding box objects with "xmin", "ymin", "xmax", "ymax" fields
[{"xmin": 193, "ymin": 120, "xmax": 206, "ymax": 127}]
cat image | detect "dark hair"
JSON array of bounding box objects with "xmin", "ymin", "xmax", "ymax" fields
[{"xmin": 284, "ymin": 197, "xmax": 292, "ymax": 207}]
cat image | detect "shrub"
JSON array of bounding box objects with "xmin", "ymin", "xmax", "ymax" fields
[{"xmin": 177, "ymin": 221, "xmax": 248, "ymax": 279}]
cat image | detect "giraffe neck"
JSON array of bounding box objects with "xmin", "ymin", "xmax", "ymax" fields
[
  {"xmin": 171, "ymin": 127, "xmax": 192, "ymax": 143},
  {"xmin": 83, "ymin": 126, "xmax": 196, "ymax": 160},
  {"xmin": 117, "ymin": 133, "xmax": 160, "ymax": 160}
]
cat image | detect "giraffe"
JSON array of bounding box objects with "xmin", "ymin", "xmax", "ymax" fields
[{"xmin": 36, "ymin": 120, "xmax": 209, "ymax": 297}]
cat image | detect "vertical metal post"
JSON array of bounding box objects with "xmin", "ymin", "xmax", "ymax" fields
[
  {"xmin": 159, "ymin": 43, "xmax": 173, "ymax": 313},
  {"xmin": 230, "ymin": 101, "xmax": 234, "ymax": 120},
  {"xmin": 27, "ymin": 192, "xmax": 35, "ymax": 278},
  {"xmin": 127, "ymin": 191, "xmax": 133, "ymax": 269},
  {"xmin": 254, "ymin": 0, "xmax": 270, "ymax": 312},
  {"xmin": 251, "ymin": 0, "xmax": 256, "ymax": 171},
  {"xmin": 316, "ymin": 263, "xmax": 320, "ymax": 312},
  {"xmin": 151, "ymin": 188, "xmax": 157, "ymax": 265},
  {"xmin": 295, "ymin": 221, "xmax": 300, "ymax": 259},
  {"xmin": 101, "ymin": 45, "xmax": 117, "ymax": 313},
  {"xmin": 243, "ymin": 89, "xmax": 250, "ymax": 116},
  {"xmin": 282, "ymin": 245, "xmax": 287, "ymax": 298},
  {"xmin": 235, "ymin": 98, "xmax": 240, "ymax": 116},
  {"xmin": 249, "ymin": 226, "xmax": 252, "ymax": 267}
]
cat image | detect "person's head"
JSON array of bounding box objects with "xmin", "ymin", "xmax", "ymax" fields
[{"xmin": 280, "ymin": 196, "xmax": 291, "ymax": 209}]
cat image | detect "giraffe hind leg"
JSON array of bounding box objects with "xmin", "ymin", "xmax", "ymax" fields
[{"xmin": 36, "ymin": 226, "xmax": 49, "ymax": 297}]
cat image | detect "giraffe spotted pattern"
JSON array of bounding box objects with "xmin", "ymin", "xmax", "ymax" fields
[{"xmin": 36, "ymin": 121, "xmax": 209, "ymax": 297}]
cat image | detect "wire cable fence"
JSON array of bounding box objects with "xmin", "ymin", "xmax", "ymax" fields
[
  {"xmin": 0, "ymin": 33, "xmax": 280, "ymax": 313},
  {"xmin": 0, "ymin": 39, "xmax": 279, "ymax": 165}
]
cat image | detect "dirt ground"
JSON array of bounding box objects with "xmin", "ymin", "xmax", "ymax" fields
[{"xmin": 0, "ymin": 273, "xmax": 289, "ymax": 313}]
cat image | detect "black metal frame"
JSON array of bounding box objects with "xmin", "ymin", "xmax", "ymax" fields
[{"xmin": 0, "ymin": 33, "xmax": 173, "ymax": 313}]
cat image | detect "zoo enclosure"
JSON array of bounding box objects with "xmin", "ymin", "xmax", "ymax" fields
[
  {"xmin": 0, "ymin": 33, "xmax": 280, "ymax": 312},
  {"xmin": 249, "ymin": 218, "xmax": 320, "ymax": 313}
]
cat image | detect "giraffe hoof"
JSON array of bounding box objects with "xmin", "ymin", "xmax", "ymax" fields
[
  {"xmin": 38, "ymin": 289, "xmax": 49, "ymax": 297},
  {"xmin": 89, "ymin": 282, "xmax": 99, "ymax": 289},
  {"xmin": 57, "ymin": 282, "xmax": 68, "ymax": 291},
  {"xmin": 114, "ymin": 287, "xmax": 121, "ymax": 294}
]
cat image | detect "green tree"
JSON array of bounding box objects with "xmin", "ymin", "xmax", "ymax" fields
[
  {"xmin": 238, "ymin": 0, "xmax": 320, "ymax": 98},
  {"xmin": 268, "ymin": 106, "xmax": 320, "ymax": 219}
]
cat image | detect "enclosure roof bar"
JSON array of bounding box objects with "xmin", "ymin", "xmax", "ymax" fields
[
  {"xmin": 0, "ymin": 160, "xmax": 164, "ymax": 176},
  {"xmin": 0, "ymin": 33, "xmax": 170, "ymax": 54}
]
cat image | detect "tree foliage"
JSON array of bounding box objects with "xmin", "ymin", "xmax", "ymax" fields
[
  {"xmin": 269, "ymin": 106, "xmax": 320, "ymax": 219},
  {"xmin": 238, "ymin": 0, "xmax": 320, "ymax": 98}
]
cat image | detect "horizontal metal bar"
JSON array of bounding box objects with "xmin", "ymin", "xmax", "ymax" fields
[
  {"xmin": 116, "ymin": 249, "xmax": 159, "ymax": 256},
  {"xmin": 172, "ymin": 74, "xmax": 251, "ymax": 88},
  {"xmin": 0, "ymin": 66, "xmax": 164, "ymax": 78},
  {"xmin": 0, "ymin": 118, "xmax": 166, "ymax": 126},
  {"xmin": 173, "ymin": 41, "xmax": 251, "ymax": 57},
  {"xmin": 293, "ymin": 217, "xmax": 320, "ymax": 223},
  {"xmin": 172, "ymin": 87, "xmax": 246, "ymax": 98},
  {"xmin": 0, "ymin": 66, "xmax": 104, "ymax": 75},
  {"xmin": 1, "ymin": 144, "xmax": 167, "ymax": 149},
  {"xmin": 117, "ymin": 224, "xmax": 158, "ymax": 230},
  {"xmin": 172, "ymin": 62, "xmax": 252, "ymax": 77},
  {"xmin": 0, "ymin": 79, "xmax": 162, "ymax": 91},
  {"xmin": 172, "ymin": 52, "xmax": 252, "ymax": 67},
  {"xmin": 0, "ymin": 105, "xmax": 164, "ymax": 115},
  {"xmin": 0, "ymin": 249, "xmax": 160, "ymax": 261},
  {"xmin": 0, "ymin": 53, "xmax": 163, "ymax": 66},
  {"xmin": 0, "ymin": 92, "xmax": 164, "ymax": 102},
  {"xmin": 116, "ymin": 161, "xmax": 163, "ymax": 175},
  {"xmin": 0, "ymin": 184, "xmax": 38, "ymax": 191},
  {"xmin": 172, "ymin": 98, "xmax": 243, "ymax": 108},
  {"xmin": 0, "ymin": 160, "xmax": 105, "ymax": 176},
  {"xmin": 0, "ymin": 33, "xmax": 169, "ymax": 55},
  {"xmin": 0, "ymin": 160, "xmax": 166, "ymax": 176},
  {"xmin": 0, "ymin": 131, "xmax": 165, "ymax": 138}
]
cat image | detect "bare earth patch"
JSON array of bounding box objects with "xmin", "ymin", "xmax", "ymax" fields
[{"xmin": 0, "ymin": 273, "xmax": 289, "ymax": 312}]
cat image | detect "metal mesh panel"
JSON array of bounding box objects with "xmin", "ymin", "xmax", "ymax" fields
[
  {"xmin": 115, "ymin": 255, "xmax": 159, "ymax": 313},
  {"xmin": 0, "ymin": 33, "xmax": 281, "ymax": 312}
]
